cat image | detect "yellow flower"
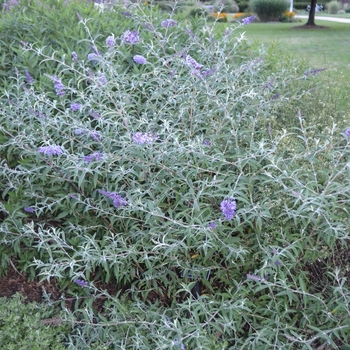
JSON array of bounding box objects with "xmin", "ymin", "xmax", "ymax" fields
[
  {"xmin": 283, "ymin": 11, "xmax": 296, "ymax": 18},
  {"xmin": 233, "ymin": 12, "xmax": 245, "ymax": 18},
  {"xmin": 213, "ymin": 12, "xmax": 228, "ymax": 19}
]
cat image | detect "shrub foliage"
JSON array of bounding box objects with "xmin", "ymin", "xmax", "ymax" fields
[{"xmin": 0, "ymin": 0, "xmax": 350, "ymax": 348}]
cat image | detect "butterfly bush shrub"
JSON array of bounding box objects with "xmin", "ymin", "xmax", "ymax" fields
[{"xmin": 0, "ymin": 2, "xmax": 350, "ymax": 349}]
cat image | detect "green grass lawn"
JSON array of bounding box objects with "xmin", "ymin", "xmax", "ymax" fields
[{"xmin": 234, "ymin": 20, "xmax": 350, "ymax": 111}]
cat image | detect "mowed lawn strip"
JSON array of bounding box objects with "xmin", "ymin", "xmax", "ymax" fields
[{"xmin": 234, "ymin": 20, "xmax": 350, "ymax": 111}]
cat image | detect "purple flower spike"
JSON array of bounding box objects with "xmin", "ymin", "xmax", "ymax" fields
[
  {"xmin": 52, "ymin": 76, "xmax": 65, "ymax": 96},
  {"xmin": 99, "ymin": 73, "xmax": 107, "ymax": 85},
  {"xmin": 72, "ymin": 51, "xmax": 78, "ymax": 61},
  {"xmin": 161, "ymin": 19, "xmax": 177, "ymax": 28},
  {"xmin": 242, "ymin": 16, "xmax": 256, "ymax": 25},
  {"xmin": 106, "ymin": 35, "xmax": 115, "ymax": 47},
  {"xmin": 344, "ymin": 128, "xmax": 350, "ymax": 137},
  {"xmin": 25, "ymin": 70, "xmax": 34, "ymax": 85},
  {"xmin": 38, "ymin": 145, "xmax": 63, "ymax": 155},
  {"xmin": 132, "ymin": 132, "xmax": 158, "ymax": 145},
  {"xmin": 184, "ymin": 55, "xmax": 203, "ymax": 70},
  {"xmin": 88, "ymin": 53, "xmax": 101, "ymax": 63},
  {"xmin": 83, "ymin": 151, "xmax": 103, "ymax": 163},
  {"xmin": 70, "ymin": 103, "xmax": 82, "ymax": 111},
  {"xmin": 74, "ymin": 279, "xmax": 88, "ymax": 288},
  {"xmin": 89, "ymin": 110, "xmax": 101, "ymax": 119},
  {"xmin": 133, "ymin": 55, "xmax": 147, "ymax": 64},
  {"xmin": 89, "ymin": 130, "xmax": 101, "ymax": 141},
  {"xmin": 24, "ymin": 207, "xmax": 36, "ymax": 213},
  {"xmin": 98, "ymin": 190, "xmax": 127, "ymax": 209},
  {"xmin": 203, "ymin": 140, "xmax": 211, "ymax": 146},
  {"xmin": 208, "ymin": 222, "xmax": 217, "ymax": 230},
  {"xmin": 74, "ymin": 128, "xmax": 86, "ymax": 135},
  {"xmin": 121, "ymin": 30, "xmax": 140, "ymax": 44},
  {"xmin": 220, "ymin": 197, "xmax": 236, "ymax": 221}
]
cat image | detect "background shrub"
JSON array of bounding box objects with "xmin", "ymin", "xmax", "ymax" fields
[
  {"xmin": 326, "ymin": 0, "xmax": 341, "ymax": 13},
  {"xmin": 235, "ymin": 0, "xmax": 250, "ymax": 11},
  {"xmin": 250, "ymin": 0, "xmax": 289, "ymax": 21},
  {"xmin": 213, "ymin": 0, "xmax": 239, "ymax": 13}
]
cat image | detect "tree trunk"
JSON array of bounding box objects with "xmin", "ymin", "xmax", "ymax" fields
[{"xmin": 306, "ymin": 0, "xmax": 317, "ymax": 25}]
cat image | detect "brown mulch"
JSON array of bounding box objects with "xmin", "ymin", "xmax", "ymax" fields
[
  {"xmin": 0, "ymin": 265, "xmax": 122, "ymax": 312},
  {"xmin": 0, "ymin": 265, "xmax": 61, "ymax": 303}
]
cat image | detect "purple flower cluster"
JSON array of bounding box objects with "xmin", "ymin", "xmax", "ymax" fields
[
  {"xmin": 203, "ymin": 140, "xmax": 211, "ymax": 146},
  {"xmin": 183, "ymin": 54, "xmax": 210, "ymax": 78},
  {"xmin": 242, "ymin": 15, "xmax": 256, "ymax": 25},
  {"xmin": 121, "ymin": 30, "xmax": 139, "ymax": 44},
  {"xmin": 74, "ymin": 279, "xmax": 88, "ymax": 288},
  {"xmin": 89, "ymin": 110, "xmax": 101, "ymax": 119},
  {"xmin": 52, "ymin": 76, "xmax": 65, "ymax": 96},
  {"xmin": 344, "ymin": 128, "xmax": 350, "ymax": 137},
  {"xmin": 90, "ymin": 130, "xmax": 101, "ymax": 141},
  {"xmin": 161, "ymin": 19, "xmax": 177, "ymax": 28},
  {"xmin": 38, "ymin": 145, "xmax": 63, "ymax": 155},
  {"xmin": 70, "ymin": 103, "xmax": 82, "ymax": 111},
  {"xmin": 220, "ymin": 197, "xmax": 236, "ymax": 221},
  {"xmin": 208, "ymin": 222, "xmax": 217, "ymax": 230},
  {"xmin": 98, "ymin": 190, "xmax": 127, "ymax": 209},
  {"xmin": 106, "ymin": 35, "xmax": 115, "ymax": 47},
  {"xmin": 24, "ymin": 207, "xmax": 36, "ymax": 213},
  {"xmin": 83, "ymin": 151, "xmax": 103, "ymax": 163},
  {"xmin": 72, "ymin": 51, "xmax": 78, "ymax": 61},
  {"xmin": 132, "ymin": 132, "xmax": 158, "ymax": 145},
  {"xmin": 133, "ymin": 55, "xmax": 147, "ymax": 65},
  {"xmin": 25, "ymin": 70, "xmax": 34, "ymax": 85},
  {"xmin": 184, "ymin": 55, "xmax": 203, "ymax": 71},
  {"xmin": 99, "ymin": 73, "xmax": 107, "ymax": 85},
  {"xmin": 202, "ymin": 68, "xmax": 216, "ymax": 78},
  {"xmin": 88, "ymin": 53, "xmax": 101, "ymax": 63},
  {"xmin": 74, "ymin": 128, "xmax": 85, "ymax": 135}
]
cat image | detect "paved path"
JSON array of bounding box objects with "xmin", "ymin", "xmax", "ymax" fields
[{"xmin": 295, "ymin": 15, "xmax": 350, "ymax": 23}]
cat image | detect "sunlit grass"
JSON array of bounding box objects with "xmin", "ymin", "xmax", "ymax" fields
[{"xmin": 233, "ymin": 20, "xmax": 350, "ymax": 112}]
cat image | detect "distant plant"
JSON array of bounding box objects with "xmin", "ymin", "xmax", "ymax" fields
[
  {"xmin": 213, "ymin": 0, "xmax": 239, "ymax": 13},
  {"xmin": 326, "ymin": 0, "xmax": 341, "ymax": 13},
  {"xmin": 280, "ymin": 9, "xmax": 296, "ymax": 21},
  {"xmin": 250, "ymin": 0, "xmax": 289, "ymax": 21},
  {"xmin": 188, "ymin": 5, "xmax": 208, "ymax": 17}
]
